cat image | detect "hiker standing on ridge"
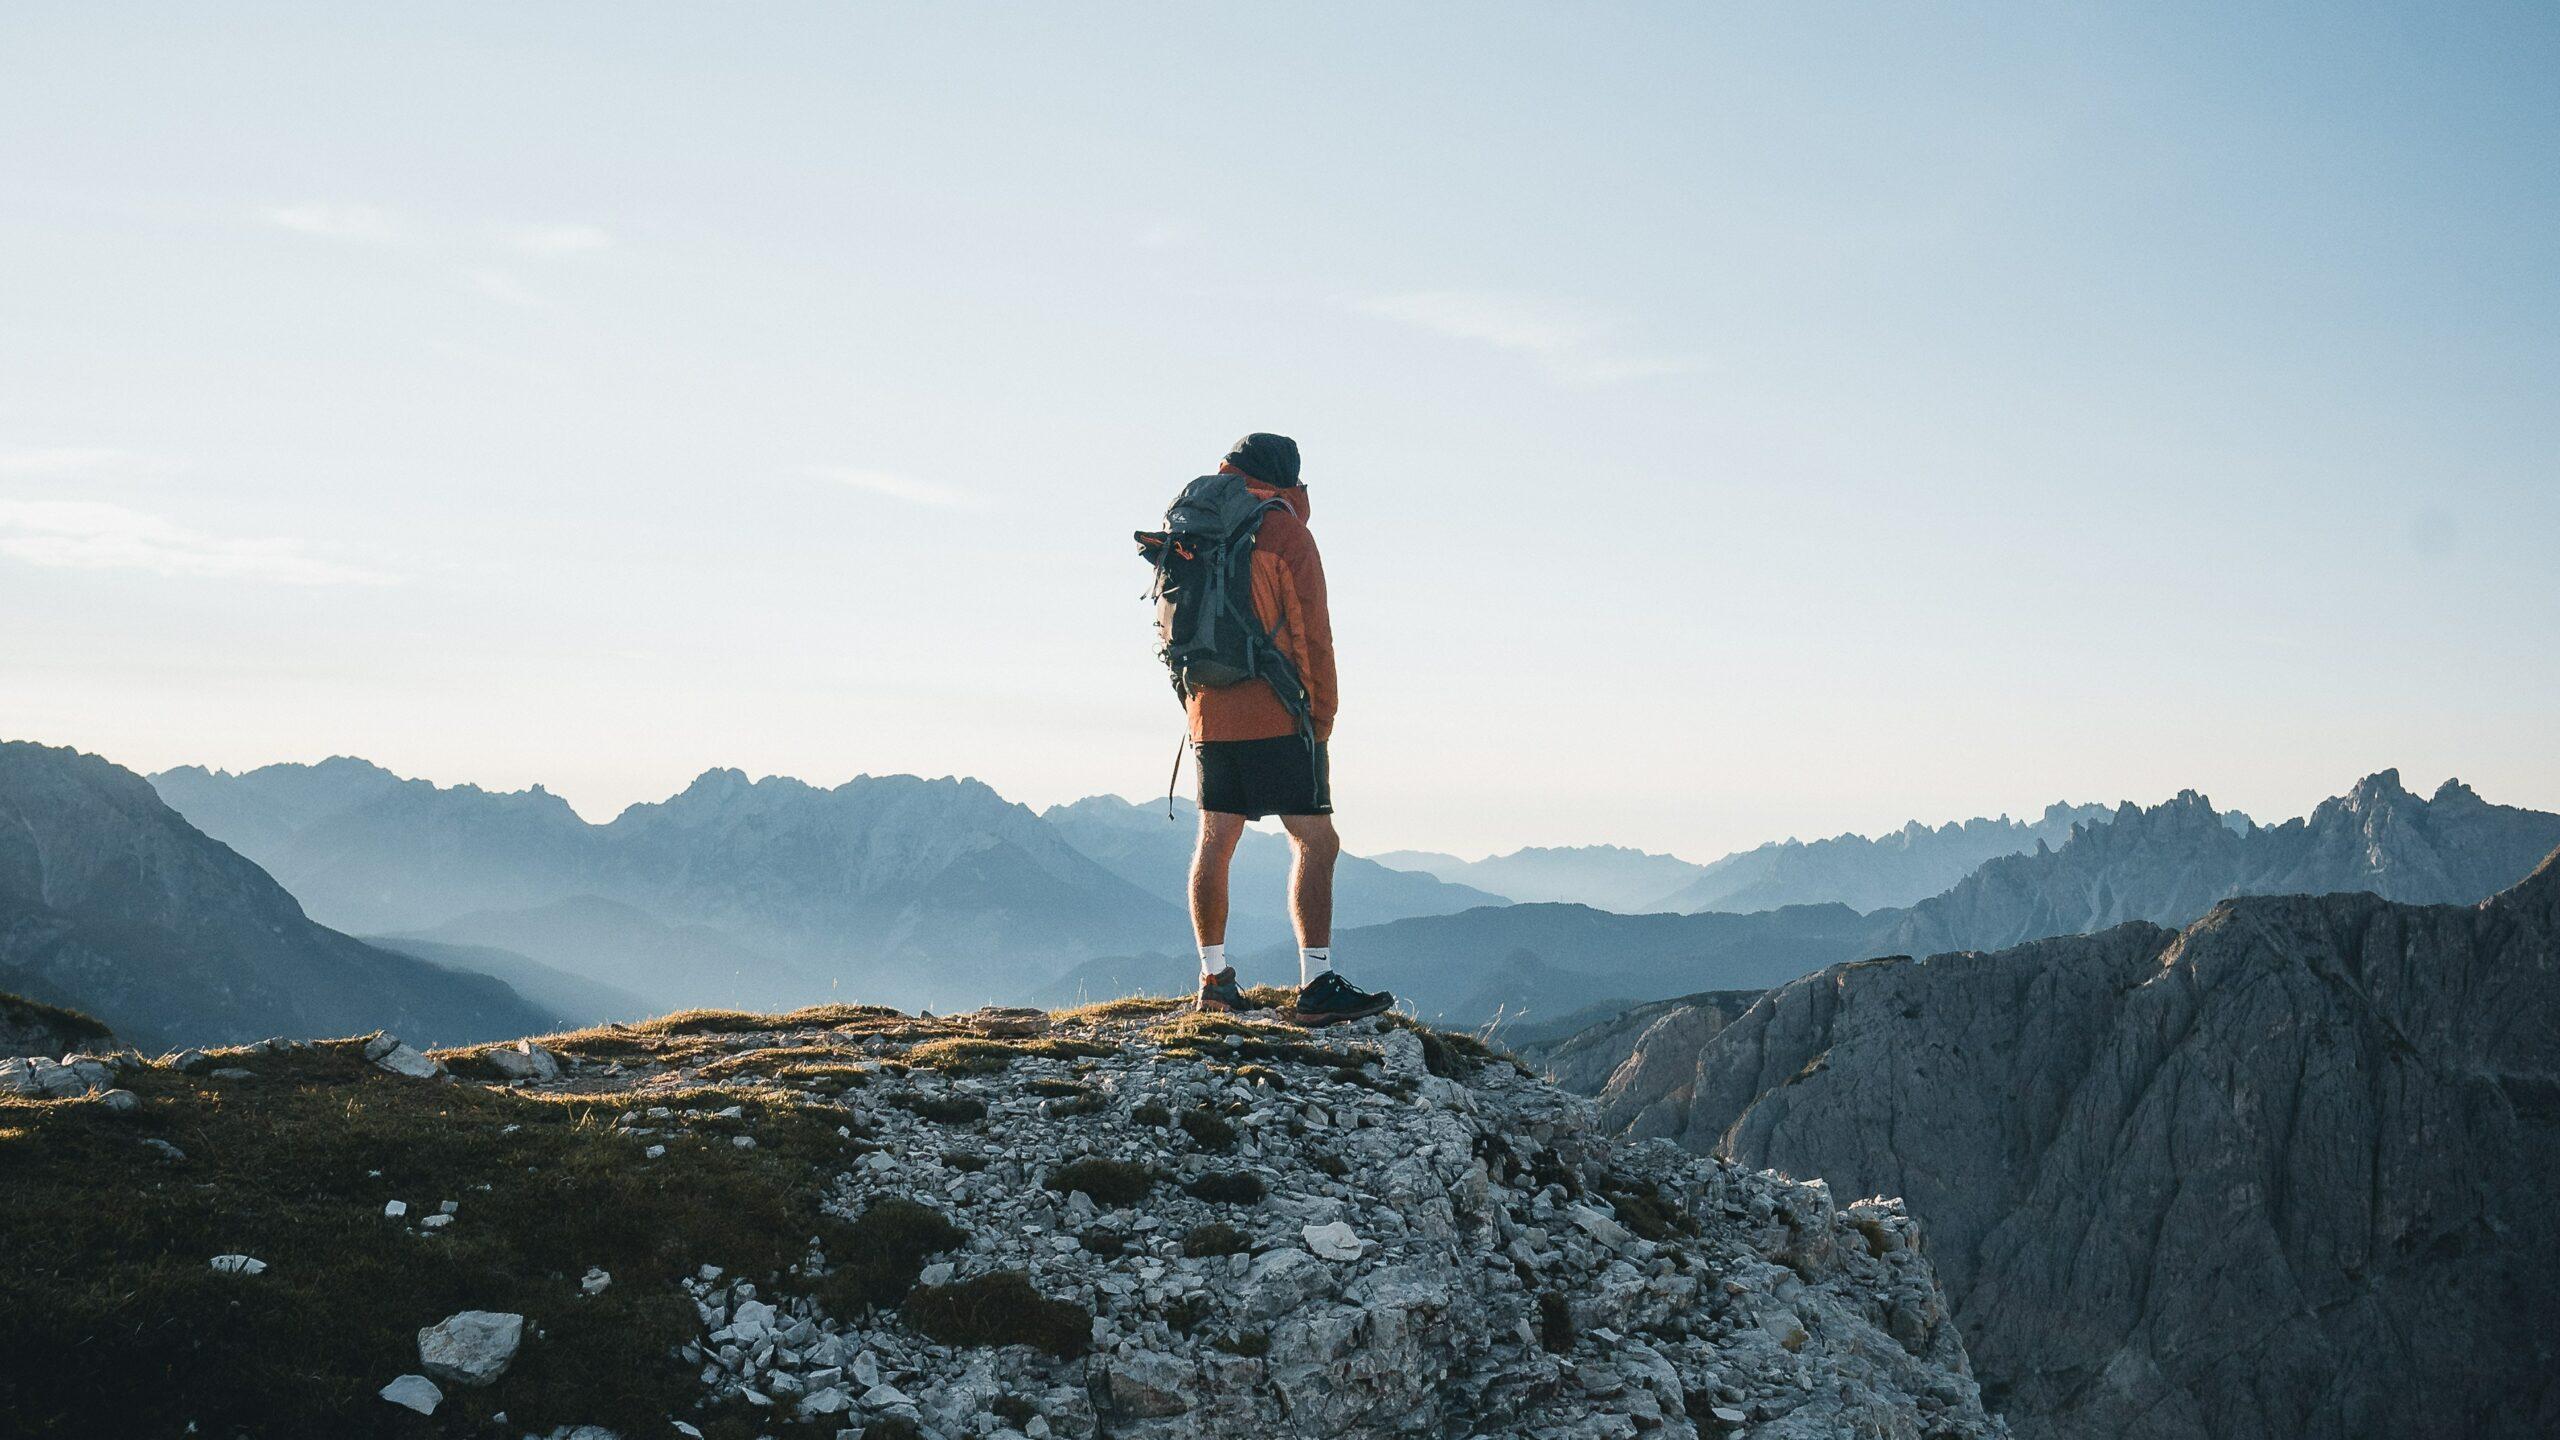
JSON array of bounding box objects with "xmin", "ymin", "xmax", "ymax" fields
[{"xmin": 1136, "ymin": 432, "xmax": 1395, "ymax": 1026}]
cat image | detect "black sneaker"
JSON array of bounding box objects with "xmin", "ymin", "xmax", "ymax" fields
[
  {"xmin": 1196, "ymin": 966, "xmax": 1251, "ymax": 1014},
  {"xmin": 1290, "ymin": 970, "xmax": 1394, "ymax": 1027}
]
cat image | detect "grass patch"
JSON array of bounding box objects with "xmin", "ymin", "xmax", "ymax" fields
[
  {"xmin": 942, "ymin": 1150, "xmax": 989, "ymax": 1173},
  {"xmin": 906, "ymin": 1036, "xmax": 1120, "ymax": 1075},
  {"xmin": 1182, "ymin": 1171, "xmax": 1265, "ymax": 1205},
  {"xmin": 1165, "ymin": 1294, "xmax": 1213, "ymax": 1333},
  {"xmin": 1054, "ymin": 995, "xmax": 1187, "ymax": 1023},
  {"xmin": 1597, "ymin": 1175, "xmax": 1695, "ymax": 1242},
  {"xmin": 0, "ymin": 991, "xmax": 115, "ymax": 1050},
  {"xmin": 1310, "ymin": 1152, "xmax": 1349, "ymax": 1179},
  {"xmin": 903, "ymin": 1272, "xmax": 1091, "ymax": 1357},
  {"xmin": 1213, "ymin": 1329, "xmax": 1271, "ymax": 1357},
  {"xmin": 1045, "ymin": 1158, "xmax": 1155, "ymax": 1206},
  {"xmin": 0, "ymin": 1040, "xmax": 865, "ymax": 1436},
  {"xmin": 1079, "ymin": 1230, "xmax": 1128, "ymax": 1257},
  {"xmin": 1130, "ymin": 1102, "xmax": 1171, "ymax": 1128},
  {"xmin": 1538, "ymin": 1291, "xmax": 1576, "ymax": 1352},
  {"xmin": 813, "ymin": 1199, "xmax": 966, "ymax": 1314},
  {"xmin": 1180, "ymin": 1223, "xmax": 1252, "ymax": 1258},
  {"xmin": 1149, "ymin": 1012, "xmax": 1348, "ymax": 1069},
  {"xmin": 1178, "ymin": 1107, "xmax": 1238, "ymax": 1152},
  {"xmin": 890, "ymin": 1092, "xmax": 987, "ymax": 1125}
]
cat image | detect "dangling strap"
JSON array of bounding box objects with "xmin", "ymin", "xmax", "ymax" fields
[{"xmin": 1165, "ymin": 732, "xmax": 1188, "ymax": 820}]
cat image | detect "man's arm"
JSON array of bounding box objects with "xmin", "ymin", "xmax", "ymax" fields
[{"xmin": 1272, "ymin": 526, "xmax": 1336, "ymax": 741}]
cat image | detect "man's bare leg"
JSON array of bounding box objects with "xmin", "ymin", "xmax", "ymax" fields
[
  {"xmin": 1279, "ymin": 812, "xmax": 1339, "ymax": 952},
  {"xmin": 1190, "ymin": 811, "xmax": 1251, "ymax": 1011},
  {"xmin": 1190, "ymin": 810, "xmax": 1247, "ymax": 947}
]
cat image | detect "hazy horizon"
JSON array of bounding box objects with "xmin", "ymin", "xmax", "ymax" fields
[
  {"xmin": 74, "ymin": 738, "xmax": 2489, "ymax": 869},
  {"xmin": 6, "ymin": 3, "xmax": 2555, "ymax": 859}
]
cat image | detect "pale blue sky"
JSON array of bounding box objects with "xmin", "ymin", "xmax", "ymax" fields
[{"xmin": 3, "ymin": 3, "xmax": 2554, "ymax": 859}]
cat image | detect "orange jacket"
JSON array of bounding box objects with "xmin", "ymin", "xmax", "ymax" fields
[{"xmin": 1186, "ymin": 466, "xmax": 1337, "ymax": 743}]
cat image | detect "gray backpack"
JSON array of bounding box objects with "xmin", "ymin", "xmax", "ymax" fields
[{"xmin": 1135, "ymin": 474, "xmax": 1314, "ymax": 728}]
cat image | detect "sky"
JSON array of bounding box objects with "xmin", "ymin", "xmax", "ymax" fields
[{"xmin": 3, "ymin": 2, "xmax": 2555, "ymax": 862}]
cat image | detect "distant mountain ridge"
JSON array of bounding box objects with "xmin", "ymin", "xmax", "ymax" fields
[
  {"xmin": 1041, "ymin": 795, "xmax": 1505, "ymax": 949},
  {"xmin": 1565, "ymin": 851, "xmax": 2560, "ymax": 1440},
  {"xmin": 1370, "ymin": 844, "xmax": 1713, "ymax": 912},
  {"xmin": 1656, "ymin": 800, "xmax": 2123, "ymax": 914},
  {"xmin": 152, "ymin": 759, "xmax": 1185, "ymax": 1013},
  {"xmin": 1314, "ymin": 772, "xmax": 2560, "ymax": 1029},
  {"xmin": 1, "ymin": 742, "xmax": 558, "ymax": 1050}
]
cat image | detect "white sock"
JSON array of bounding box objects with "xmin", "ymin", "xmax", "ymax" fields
[
  {"xmin": 1298, "ymin": 947, "xmax": 1332, "ymax": 986},
  {"xmin": 1198, "ymin": 942, "xmax": 1227, "ymax": 978}
]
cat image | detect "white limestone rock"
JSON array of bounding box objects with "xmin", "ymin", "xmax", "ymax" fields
[
  {"xmin": 379, "ymin": 1373, "xmax": 442, "ymax": 1415},
  {"xmin": 417, "ymin": 1310, "xmax": 524, "ymax": 1386}
]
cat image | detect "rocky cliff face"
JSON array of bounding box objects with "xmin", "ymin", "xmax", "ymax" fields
[
  {"xmin": 0, "ymin": 742, "xmax": 559, "ymax": 1050},
  {"xmin": 1577, "ymin": 849, "xmax": 2560, "ymax": 1440}
]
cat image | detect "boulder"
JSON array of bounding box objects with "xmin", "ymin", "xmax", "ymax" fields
[{"xmin": 417, "ymin": 1310, "xmax": 524, "ymax": 1386}]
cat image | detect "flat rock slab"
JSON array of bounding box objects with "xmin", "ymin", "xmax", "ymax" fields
[
  {"xmin": 379, "ymin": 1374, "xmax": 443, "ymax": 1415},
  {"xmin": 418, "ymin": 1310, "xmax": 524, "ymax": 1386}
]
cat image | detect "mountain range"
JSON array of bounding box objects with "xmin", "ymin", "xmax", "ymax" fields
[
  {"xmin": 1536, "ymin": 848, "xmax": 2560, "ymax": 1440},
  {"xmin": 0, "ymin": 742, "xmax": 558, "ymax": 1050},
  {"xmin": 1370, "ymin": 801, "xmax": 2137, "ymax": 915},
  {"xmin": 1038, "ymin": 794, "xmax": 1502, "ymax": 948},
  {"xmin": 150, "ymin": 759, "xmax": 1188, "ymax": 1013},
  {"xmin": 1258, "ymin": 771, "xmax": 2560, "ymax": 1029}
]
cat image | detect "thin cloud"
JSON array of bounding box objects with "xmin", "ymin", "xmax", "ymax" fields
[
  {"xmin": 803, "ymin": 466, "xmax": 982, "ymax": 510},
  {"xmin": 506, "ymin": 223, "xmax": 615, "ymax": 256},
  {"xmin": 1352, "ymin": 290, "xmax": 1695, "ymax": 387},
  {"xmin": 0, "ymin": 500, "xmax": 393, "ymax": 585},
  {"xmin": 261, "ymin": 202, "xmax": 405, "ymax": 243}
]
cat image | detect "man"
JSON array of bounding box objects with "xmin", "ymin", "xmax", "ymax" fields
[{"xmin": 1187, "ymin": 432, "xmax": 1395, "ymax": 1026}]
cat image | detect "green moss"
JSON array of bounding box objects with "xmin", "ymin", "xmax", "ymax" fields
[
  {"xmin": 1079, "ymin": 1230, "xmax": 1128, "ymax": 1257},
  {"xmin": 814, "ymin": 1198, "xmax": 967, "ymax": 1314},
  {"xmin": 1045, "ymin": 1158, "xmax": 1155, "ymax": 1206},
  {"xmin": 902, "ymin": 1271, "xmax": 1092, "ymax": 1357},
  {"xmin": 1597, "ymin": 1175, "xmax": 1694, "ymax": 1241},
  {"xmin": 1180, "ymin": 1222, "xmax": 1252, "ymax": 1258},
  {"xmin": 906, "ymin": 1038, "xmax": 1023, "ymax": 1074},
  {"xmin": 1182, "ymin": 1171, "xmax": 1265, "ymax": 1205},
  {"xmin": 0, "ymin": 991, "xmax": 113, "ymax": 1046},
  {"xmin": 1178, "ymin": 1108, "xmax": 1237, "ymax": 1152},
  {"xmin": 0, "ymin": 1041, "xmax": 859, "ymax": 1435},
  {"xmin": 1310, "ymin": 1152, "xmax": 1350, "ymax": 1179},
  {"xmin": 1537, "ymin": 1291, "xmax": 1576, "ymax": 1353},
  {"xmin": 891, "ymin": 1092, "xmax": 987, "ymax": 1125}
]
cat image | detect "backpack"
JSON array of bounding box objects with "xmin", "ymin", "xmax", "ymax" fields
[{"xmin": 1135, "ymin": 473, "xmax": 1315, "ymax": 730}]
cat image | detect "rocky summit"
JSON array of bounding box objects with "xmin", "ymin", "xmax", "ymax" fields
[{"xmin": 0, "ymin": 996, "xmax": 2002, "ymax": 1440}]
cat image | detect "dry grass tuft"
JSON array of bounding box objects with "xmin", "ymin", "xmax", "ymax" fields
[{"xmin": 902, "ymin": 1271, "xmax": 1092, "ymax": 1357}]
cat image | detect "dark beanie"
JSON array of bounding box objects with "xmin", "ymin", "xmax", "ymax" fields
[{"xmin": 1224, "ymin": 432, "xmax": 1301, "ymax": 487}]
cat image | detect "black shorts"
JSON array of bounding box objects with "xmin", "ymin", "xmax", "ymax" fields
[{"xmin": 1197, "ymin": 736, "xmax": 1331, "ymax": 819}]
